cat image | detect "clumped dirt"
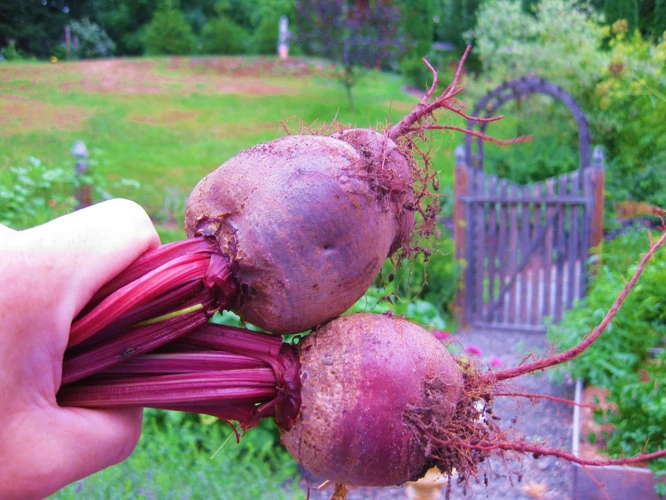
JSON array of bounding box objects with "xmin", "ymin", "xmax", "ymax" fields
[{"xmin": 0, "ymin": 93, "xmax": 94, "ymax": 135}]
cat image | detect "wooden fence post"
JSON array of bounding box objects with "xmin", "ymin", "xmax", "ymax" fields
[
  {"xmin": 71, "ymin": 140, "xmax": 92, "ymax": 210},
  {"xmin": 453, "ymin": 145, "xmax": 469, "ymax": 327},
  {"xmin": 590, "ymin": 146, "xmax": 606, "ymax": 265}
]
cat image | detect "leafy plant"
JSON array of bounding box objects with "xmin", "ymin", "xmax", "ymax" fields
[
  {"xmin": 591, "ymin": 25, "xmax": 666, "ymax": 209},
  {"xmin": 0, "ymin": 157, "xmax": 77, "ymax": 229},
  {"xmin": 549, "ymin": 228, "xmax": 666, "ymax": 492},
  {"xmin": 0, "ymin": 155, "xmax": 140, "ymax": 230}
]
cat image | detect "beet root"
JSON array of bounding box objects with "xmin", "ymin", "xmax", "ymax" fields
[
  {"xmin": 185, "ymin": 131, "xmax": 414, "ymax": 334},
  {"xmin": 280, "ymin": 313, "xmax": 463, "ymax": 486}
]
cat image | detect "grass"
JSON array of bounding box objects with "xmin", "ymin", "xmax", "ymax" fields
[
  {"xmin": 0, "ymin": 56, "xmax": 465, "ymax": 228},
  {"xmin": 49, "ymin": 410, "xmax": 303, "ymax": 500}
]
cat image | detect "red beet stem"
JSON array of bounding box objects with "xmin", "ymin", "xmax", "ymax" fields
[
  {"xmin": 62, "ymin": 300, "xmax": 212, "ymax": 385},
  {"xmin": 88, "ymin": 281, "xmax": 204, "ymax": 344},
  {"xmin": 69, "ymin": 253, "xmax": 212, "ymax": 348},
  {"xmin": 87, "ymin": 237, "xmax": 216, "ymax": 306},
  {"xmin": 100, "ymin": 350, "xmax": 267, "ymax": 375},
  {"xmin": 58, "ymin": 368, "xmax": 278, "ymax": 406},
  {"xmin": 59, "ymin": 333, "xmax": 302, "ymax": 429},
  {"xmin": 179, "ymin": 323, "xmax": 283, "ymax": 359}
]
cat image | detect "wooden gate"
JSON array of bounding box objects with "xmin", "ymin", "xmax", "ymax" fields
[{"xmin": 454, "ymin": 77, "xmax": 605, "ymax": 332}]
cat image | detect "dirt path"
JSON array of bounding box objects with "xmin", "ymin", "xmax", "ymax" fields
[{"xmin": 300, "ymin": 327, "xmax": 575, "ymax": 500}]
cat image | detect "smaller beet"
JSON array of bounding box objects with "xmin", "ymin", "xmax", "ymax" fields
[{"xmin": 280, "ymin": 313, "xmax": 463, "ymax": 486}]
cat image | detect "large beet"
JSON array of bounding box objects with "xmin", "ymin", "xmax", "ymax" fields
[
  {"xmin": 185, "ymin": 131, "xmax": 414, "ymax": 334},
  {"xmin": 281, "ymin": 313, "xmax": 463, "ymax": 486}
]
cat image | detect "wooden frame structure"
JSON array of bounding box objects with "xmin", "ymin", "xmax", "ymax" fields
[{"xmin": 454, "ymin": 77, "xmax": 605, "ymax": 332}]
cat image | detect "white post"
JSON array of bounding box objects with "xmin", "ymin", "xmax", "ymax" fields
[{"xmin": 278, "ymin": 16, "xmax": 289, "ymax": 59}]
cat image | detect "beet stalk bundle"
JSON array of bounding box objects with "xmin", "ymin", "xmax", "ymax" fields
[{"xmin": 59, "ymin": 229, "xmax": 666, "ymax": 492}]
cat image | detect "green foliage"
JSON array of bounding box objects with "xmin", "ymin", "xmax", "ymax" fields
[
  {"xmin": 200, "ymin": 14, "xmax": 249, "ymax": 54},
  {"xmin": 471, "ymin": 0, "xmax": 606, "ymax": 91},
  {"xmin": 482, "ymin": 98, "xmax": 581, "ymax": 183},
  {"xmin": 143, "ymin": 0, "xmax": 197, "ymax": 55},
  {"xmin": 68, "ymin": 18, "xmax": 116, "ymax": 59},
  {"xmin": 1, "ymin": 40, "xmax": 22, "ymax": 61},
  {"xmin": 92, "ymin": 0, "xmax": 159, "ymax": 55},
  {"xmin": 0, "ymin": 157, "xmax": 77, "ymax": 228},
  {"xmin": 50, "ymin": 409, "xmax": 302, "ymax": 499},
  {"xmin": 441, "ymin": 0, "xmax": 482, "ymax": 48},
  {"xmin": 253, "ymin": 11, "xmax": 280, "ymax": 55},
  {"xmin": 0, "ymin": 154, "xmax": 140, "ymax": 230},
  {"xmin": 592, "ymin": 28, "xmax": 666, "ymax": 208},
  {"xmin": 657, "ymin": 0, "xmax": 666, "ymax": 39},
  {"xmin": 549, "ymin": 229, "xmax": 666, "ymax": 489},
  {"xmin": 604, "ymin": 0, "xmax": 639, "ymax": 33},
  {"xmin": 0, "ymin": 0, "xmax": 71, "ymax": 59},
  {"xmin": 349, "ymin": 233, "xmax": 458, "ymax": 331},
  {"xmin": 400, "ymin": 0, "xmax": 435, "ymax": 57}
]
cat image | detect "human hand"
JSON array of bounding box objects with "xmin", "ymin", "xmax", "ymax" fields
[{"xmin": 0, "ymin": 199, "xmax": 159, "ymax": 499}]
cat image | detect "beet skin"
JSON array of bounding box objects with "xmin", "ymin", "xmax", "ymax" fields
[
  {"xmin": 281, "ymin": 313, "xmax": 463, "ymax": 486},
  {"xmin": 185, "ymin": 131, "xmax": 414, "ymax": 334}
]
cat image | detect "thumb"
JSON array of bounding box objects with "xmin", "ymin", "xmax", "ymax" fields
[{"xmin": 19, "ymin": 198, "xmax": 160, "ymax": 323}]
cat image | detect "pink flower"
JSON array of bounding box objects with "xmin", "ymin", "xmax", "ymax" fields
[
  {"xmin": 432, "ymin": 330, "xmax": 452, "ymax": 341},
  {"xmin": 489, "ymin": 356, "xmax": 502, "ymax": 368},
  {"xmin": 464, "ymin": 344, "xmax": 482, "ymax": 356}
]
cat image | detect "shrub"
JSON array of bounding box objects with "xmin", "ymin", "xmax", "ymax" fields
[
  {"xmin": 1, "ymin": 40, "xmax": 23, "ymax": 61},
  {"xmin": 253, "ymin": 12, "xmax": 280, "ymax": 55},
  {"xmin": 470, "ymin": 0, "xmax": 607, "ymax": 92},
  {"xmin": 200, "ymin": 15, "xmax": 249, "ymax": 55},
  {"xmin": 143, "ymin": 0, "xmax": 196, "ymax": 56},
  {"xmin": 68, "ymin": 18, "xmax": 116, "ymax": 59},
  {"xmin": 591, "ymin": 27, "xmax": 666, "ymax": 208},
  {"xmin": 549, "ymin": 229, "xmax": 666, "ymax": 494},
  {"xmin": 0, "ymin": 157, "xmax": 77, "ymax": 229},
  {"xmin": 604, "ymin": 0, "xmax": 639, "ymax": 33},
  {"xmin": 0, "ymin": 154, "xmax": 139, "ymax": 230},
  {"xmin": 399, "ymin": 0, "xmax": 435, "ymax": 86}
]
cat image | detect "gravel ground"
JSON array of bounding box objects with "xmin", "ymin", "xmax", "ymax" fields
[{"xmin": 298, "ymin": 327, "xmax": 576, "ymax": 500}]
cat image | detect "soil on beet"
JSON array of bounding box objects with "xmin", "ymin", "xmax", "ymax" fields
[{"xmin": 300, "ymin": 326, "xmax": 575, "ymax": 500}]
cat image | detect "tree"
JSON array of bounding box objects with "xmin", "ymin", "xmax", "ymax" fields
[
  {"xmin": 604, "ymin": 0, "xmax": 639, "ymax": 33},
  {"xmin": 295, "ymin": 0, "xmax": 407, "ymax": 111},
  {"xmin": 398, "ymin": 0, "xmax": 435, "ymax": 87},
  {"xmin": 91, "ymin": 0, "xmax": 158, "ymax": 55},
  {"xmin": 656, "ymin": 0, "xmax": 666, "ymax": 38},
  {"xmin": 143, "ymin": 0, "xmax": 196, "ymax": 55},
  {"xmin": 0, "ymin": 0, "xmax": 70, "ymax": 58},
  {"xmin": 200, "ymin": 14, "xmax": 249, "ymax": 54}
]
